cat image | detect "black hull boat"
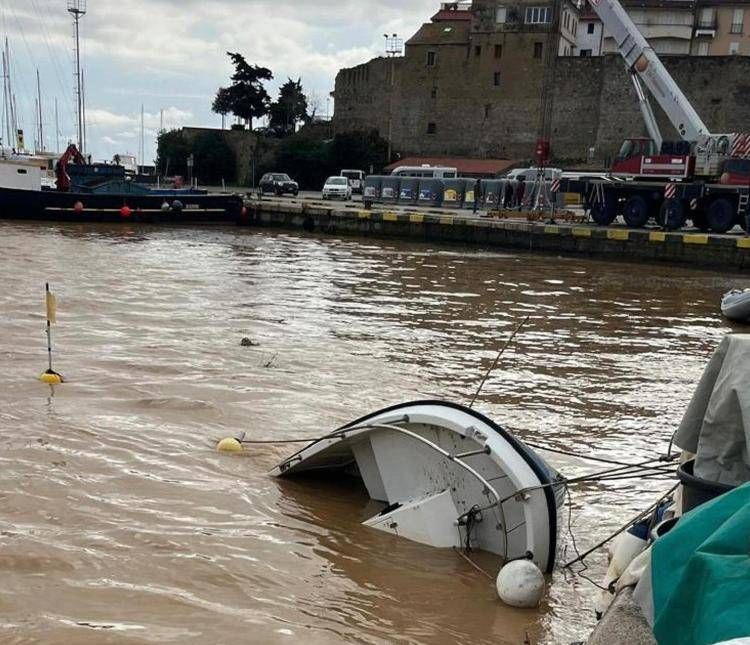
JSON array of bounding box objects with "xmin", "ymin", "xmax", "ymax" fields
[
  {"xmin": 0, "ymin": 145, "xmax": 244, "ymax": 225},
  {"xmin": 0, "ymin": 184, "xmax": 244, "ymax": 225}
]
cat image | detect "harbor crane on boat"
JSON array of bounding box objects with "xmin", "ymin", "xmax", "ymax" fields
[{"xmin": 561, "ymin": 0, "xmax": 750, "ymax": 233}]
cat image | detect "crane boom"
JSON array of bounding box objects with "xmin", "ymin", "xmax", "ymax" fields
[{"xmin": 589, "ymin": 0, "xmax": 709, "ymax": 142}]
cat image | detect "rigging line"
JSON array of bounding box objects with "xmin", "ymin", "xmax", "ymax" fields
[
  {"xmin": 28, "ymin": 0, "xmax": 77, "ymax": 120},
  {"xmin": 452, "ymin": 547, "xmax": 494, "ymax": 581},
  {"xmin": 495, "ymin": 462, "xmax": 676, "ymax": 507},
  {"xmin": 524, "ymin": 441, "xmax": 678, "ymax": 469},
  {"xmin": 562, "ymin": 482, "xmax": 679, "ymax": 569},
  {"xmin": 565, "ymin": 487, "xmax": 609, "ymax": 591},
  {"xmin": 5, "ymin": 19, "xmax": 41, "ymax": 133},
  {"xmin": 469, "ymin": 316, "xmax": 529, "ymax": 409}
]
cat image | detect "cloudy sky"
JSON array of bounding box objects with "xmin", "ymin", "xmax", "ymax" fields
[{"xmin": 1, "ymin": 0, "xmax": 437, "ymax": 163}]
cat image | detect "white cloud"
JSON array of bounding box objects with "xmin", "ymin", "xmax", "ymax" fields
[{"xmin": 2, "ymin": 0, "xmax": 437, "ymax": 161}]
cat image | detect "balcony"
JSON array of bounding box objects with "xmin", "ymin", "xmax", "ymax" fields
[{"xmin": 695, "ymin": 19, "xmax": 717, "ymax": 38}]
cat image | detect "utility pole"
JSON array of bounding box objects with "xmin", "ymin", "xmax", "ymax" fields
[{"xmin": 67, "ymin": 0, "xmax": 87, "ymax": 152}]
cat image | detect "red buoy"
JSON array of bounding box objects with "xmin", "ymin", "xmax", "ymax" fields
[
  {"xmin": 73, "ymin": 201, "xmax": 84, "ymax": 213},
  {"xmin": 120, "ymin": 205, "xmax": 132, "ymax": 218}
]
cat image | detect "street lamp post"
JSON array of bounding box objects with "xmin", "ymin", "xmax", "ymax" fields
[{"xmin": 383, "ymin": 34, "xmax": 403, "ymax": 164}]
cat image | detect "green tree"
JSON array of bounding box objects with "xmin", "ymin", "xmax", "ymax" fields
[
  {"xmin": 269, "ymin": 78, "xmax": 308, "ymax": 137},
  {"xmin": 156, "ymin": 129, "xmax": 237, "ymax": 184},
  {"xmin": 156, "ymin": 129, "xmax": 191, "ymax": 177},
  {"xmin": 330, "ymin": 130, "xmax": 389, "ymax": 174},
  {"xmin": 192, "ymin": 131, "xmax": 236, "ymax": 184},
  {"xmin": 212, "ymin": 52, "xmax": 273, "ymax": 130},
  {"xmin": 212, "ymin": 87, "xmax": 233, "ymax": 126}
]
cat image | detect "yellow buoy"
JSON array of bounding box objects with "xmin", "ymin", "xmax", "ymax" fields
[
  {"xmin": 217, "ymin": 437, "xmax": 243, "ymax": 454},
  {"xmin": 40, "ymin": 370, "xmax": 64, "ymax": 385}
]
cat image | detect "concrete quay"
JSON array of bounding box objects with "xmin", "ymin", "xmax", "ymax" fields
[{"xmin": 242, "ymin": 197, "xmax": 750, "ymax": 272}]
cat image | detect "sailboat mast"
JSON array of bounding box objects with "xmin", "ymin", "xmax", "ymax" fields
[
  {"xmin": 34, "ymin": 97, "xmax": 39, "ymax": 151},
  {"xmin": 6, "ymin": 39, "xmax": 16, "ymax": 144},
  {"xmin": 2, "ymin": 51, "xmax": 9, "ymax": 149},
  {"xmin": 81, "ymin": 70, "xmax": 86, "ymax": 154},
  {"xmin": 55, "ymin": 98, "xmax": 60, "ymax": 153},
  {"xmin": 37, "ymin": 69, "xmax": 44, "ymax": 152},
  {"xmin": 12, "ymin": 94, "xmax": 18, "ymax": 149},
  {"xmin": 140, "ymin": 104, "xmax": 144, "ymax": 172}
]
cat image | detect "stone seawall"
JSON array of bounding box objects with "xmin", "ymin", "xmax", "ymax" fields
[{"xmin": 243, "ymin": 200, "xmax": 750, "ymax": 272}]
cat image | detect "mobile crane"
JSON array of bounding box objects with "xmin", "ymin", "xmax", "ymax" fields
[{"xmin": 562, "ymin": 0, "xmax": 750, "ymax": 233}]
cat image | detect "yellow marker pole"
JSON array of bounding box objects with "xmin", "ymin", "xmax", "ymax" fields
[{"xmin": 40, "ymin": 283, "xmax": 64, "ymax": 384}]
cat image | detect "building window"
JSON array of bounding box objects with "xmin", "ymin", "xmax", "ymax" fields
[
  {"xmin": 534, "ymin": 42, "xmax": 544, "ymax": 59},
  {"xmin": 731, "ymin": 8, "xmax": 744, "ymax": 34},
  {"xmin": 495, "ymin": 44, "xmax": 503, "ymax": 58},
  {"xmin": 427, "ymin": 122, "xmax": 437, "ymax": 134},
  {"xmin": 493, "ymin": 71, "xmax": 502, "ymax": 86},
  {"xmin": 430, "ymin": 86, "xmax": 437, "ymax": 99},
  {"xmin": 696, "ymin": 42, "xmax": 709, "ymax": 56},
  {"xmin": 587, "ymin": 22, "xmax": 595, "ymax": 34},
  {"xmin": 525, "ymin": 7, "xmax": 552, "ymax": 25},
  {"xmin": 475, "ymin": 45, "xmax": 482, "ymax": 57},
  {"xmin": 698, "ymin": 7, "xmax": 715, "ymax": 28},
  {"xmin": 580, "ymin": 49, "xmax": 592, "ymax": 57},
  {"xmin": 496, "ymin": 6, "xmax": 507, "ymax": 23},
  {"xmin": 427, "ymin": 51, "xmax": 436, "ymax": 66},
  {"xmin": 729, "ymin": 42, "xmax": 740, "ymax": 55}
]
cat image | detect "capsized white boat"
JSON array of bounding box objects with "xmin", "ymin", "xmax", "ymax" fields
[
  {"xmin": 721, "ymin": 289, "xmax": 750, "ymax": 322},
  {"xmin": 272, "ymin": 400, "xmax": 564, "ymax": 573}
]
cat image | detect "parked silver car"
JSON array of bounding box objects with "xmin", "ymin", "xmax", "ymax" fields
[{"xmin": 322, "ymin": 176, "xmax": 352, "ymax": 200}]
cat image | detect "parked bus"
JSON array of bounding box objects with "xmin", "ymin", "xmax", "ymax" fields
[{"xmin": 390, "ymin": 165, "xmax": 458, "ymax": 179}]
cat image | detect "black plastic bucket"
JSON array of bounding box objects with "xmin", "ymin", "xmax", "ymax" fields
[{"xmin": 677, "ymin": 459, "xmax": 735, "ymax": 513}]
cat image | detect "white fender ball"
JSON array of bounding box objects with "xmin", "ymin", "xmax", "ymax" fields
[{"xmin": 496, "ymin": 560, "xmax": 545, "ymax": 608}]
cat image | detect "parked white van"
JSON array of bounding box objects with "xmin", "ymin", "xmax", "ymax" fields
[{"xmin": 341, "ymin": 169, "xmax": 365, "ymax": 194}]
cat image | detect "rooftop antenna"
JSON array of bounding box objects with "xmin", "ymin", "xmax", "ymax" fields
[{"xmin": 67, "ymin": 0, "xmax": 87, "ymax": 153}]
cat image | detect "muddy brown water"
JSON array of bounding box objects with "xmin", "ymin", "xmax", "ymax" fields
[{"xmin": 0, "ymin": 222, "xmax": 741, "ymax": 644}]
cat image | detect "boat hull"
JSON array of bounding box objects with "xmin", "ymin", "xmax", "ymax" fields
[
  {"xmin": 722, "ymin": 290, "xmax": 750, "ymax": 322},
  {"xmin": 273, "ymin": 400, "xmax": 562, "ymax": 573},
  {"xmin": 0, "ymin": 185, "xmax": 244, "ymax": 224}
]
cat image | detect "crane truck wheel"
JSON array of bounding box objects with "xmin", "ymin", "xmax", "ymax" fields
[
  {"xmin": 622, "ymin": 195, "xmax": 651, "ymax": 228},
  {"xmin": 706, "ymin": 198, "xmax": 736, "ymax": 234},
  {"xmin": 656, "ymin": 199, "xmax": 687, "ymax": 231},
  {"xmin": 691, "ymin": 210, "xmax": 709, "ymax": 232},
  {"xmin": 589, "ymin": 193, "xmax": 618, "ymax": 226}
]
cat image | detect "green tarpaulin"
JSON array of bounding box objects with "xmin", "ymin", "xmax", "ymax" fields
[{"xmin": 652, "ymin": 483, "xmax": 750, "ymax": 645}]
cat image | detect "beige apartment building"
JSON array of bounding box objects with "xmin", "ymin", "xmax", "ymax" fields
[
  {"xmin": 579, "ymin": 0, "xmax": 750, "ymax": 57},
  {"xmin": 600, "ymin": 0, "xmax": 696, "ymax": 55},
  {"xmin": 694, "ymin": 1, "xmax": 750, "ymax": 56}
]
